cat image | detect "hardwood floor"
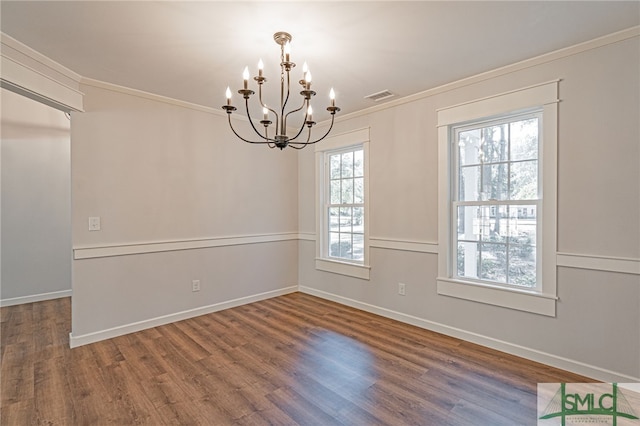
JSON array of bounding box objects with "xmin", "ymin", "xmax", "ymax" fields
[{"xmin": 1, "ymin": 292, "xmax": 592, "ymax": 425}]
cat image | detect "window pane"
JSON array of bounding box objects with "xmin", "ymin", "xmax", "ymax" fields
[
  {"xmin": 352, "ymin": 234, "xmax": 364, "ymax": 261},
  {"xmin": 354, "ymin": 178, "xmax": 364, "ymax": 203},
  {"xmin": 480, "ymin": 243, "xmax": 506, "ymax": 283},
  {"xmin": 507, "ymin": 205, "xmax": 537, "ymax": 246},
  {"xmin": 510, "ymin": 119, "xmax": 538, "ymax": 161},
  {"xmin": 482, "ymin": 163, "xmax": 508, "ymax": 200},
  {"xmin": 457, "ymin": 205, "xmax": 480, "ymax": 242},
  {"xmin": 340, "ymin": 207, "xmax": 352, "ymax": 232},
  {"xmin": 342, "ymin": 179, "xmax": 353, "ymax": 204},
  {"xmin": 481, "ymin": 124, "xmax": 509, "ymax": 163},
  {"xmin": 330, "ymin": 180, "xmax": 341, "ymax": 204},
  {"xmin": 341, "ymin": 152, "xmax": 353, "ymax": 178},
  {"xmin": 481, "ymin": 205, "xmax": 507, "ymax": 243},
  {"xmin": 329, "ymin": 232, "xmax": 341, "ymax": 257},
  {"xmin": 329, "ymin": 207, "xmax": 340, "ymax": 232},
  {"xmin": 354, "ymin": 149, "xmax": 364, "ymax": 177},
  {"xmin": 340, "ymin": 233, "xmax": 352, "ymax": 259},
  {"xmin": 458, "ymin": 129, "xmax": 482, "ymax": 166},
  {"xmin": 457, "ymin": 241, "xmax": 479, "ymax": 279},
  {"xmin": 508, "ymin": 245, "xmax": 536, "ymax": 287},
  {"xmin": 510, "ymin": 160, "xmax": 538, "ymax": 200},
  {"xmin": 330, "ymin": 154, "xmax": 341, "ymax": 179},
  {"xmin": 353, "ymin": 207, "xmax": 364, "ymax": 233},
  {"xmin": 459, "ymin": 165, "xmax": 481, "ymax": 201}
]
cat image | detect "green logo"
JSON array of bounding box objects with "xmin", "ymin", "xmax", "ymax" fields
[{"xmin": 539, "ymin": 383, "xmax": 639, "ymax": 425}]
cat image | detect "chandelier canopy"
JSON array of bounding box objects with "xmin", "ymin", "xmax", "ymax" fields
[{"xmin": 222, "ymin": 32, "xmax": 340, "ymax": 150}]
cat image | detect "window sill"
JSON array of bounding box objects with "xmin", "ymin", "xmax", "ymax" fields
[
  {"xmin": 436, "ymin": 277, "xmax": 557, "ymax": 317},
  {"xmin": 315, "ymin": 258, "xmax": 371, "ymax": 280}
]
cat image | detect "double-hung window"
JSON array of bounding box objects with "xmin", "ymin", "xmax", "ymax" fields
[
  {"xmin": 327, "ymin": 147, "xmax": 365, "ymax": 262},
  {"xmin": 454, "ymin": 112, "xmax": 541, "ymax": 288},
  {"xmin": 316, "ymin": 128, "xmax": 370, "ymax": 280},
  {"xmin": 437, "ymin": 81, "xmax": 559, "ymax": 316}
]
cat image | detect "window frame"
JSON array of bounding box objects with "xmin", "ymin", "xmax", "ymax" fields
[
  {"xmin": 451, "ymin": 111, "xmax": 542, "ymax": 290},
  {"xmin": 325, "ymin": 146, "xmax": 366, "ymax": 263},
  {"xmin": 315, "ymin": 128, "xmax": 370, "ymax": 280},
  {"xmin": 436, "ymin": 81, "xmax": 559, "ymax": 316}
]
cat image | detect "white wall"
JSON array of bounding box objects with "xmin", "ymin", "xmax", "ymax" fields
[
  {"xmin": 69, "ymin": 81, "xmax": 299, "ymax": 345},
  {"xmin": 298, "ymin": 34, "xmax": 640, "ymax": 382},
  {"xmin": 1, "ymin": 88, "xmax": 72, "ymax": 305}
]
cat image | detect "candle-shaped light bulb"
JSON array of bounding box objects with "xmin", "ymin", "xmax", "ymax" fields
[
  {"xmin": 263, "ymin": 107, "xmax": 268, "ymax": 120},
  {"xmin": 307, "ymin": 105, "xmax": 313, "ymax": 121},
  {"xmin": 226, "ymin": 86, "xmax": 232, "ymax": 105},
  {"xmin": 242, "ymin": 66, "xmax": 249, "ymax": 89},
  {"xmin": 302, "ymin": 62, "xmax": 308, "ymax": 80},
  {"xmin": 284, "ymin": 41, "xmax": 291, "ymax": 62},
  {"xmin": 305, "ymin": 70, "xmax": 312, "ymax": 89},
  {"xmin": 258, "ymin": 59, "xmax": 264, "ymax": 77},
  {"xmin": 329, "ymin": 88, "xmax": 336, "ymax": 107}
]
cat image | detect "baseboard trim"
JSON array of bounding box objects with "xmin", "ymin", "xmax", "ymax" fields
[
  {"xmin": 69, "ymin": 286, "xmax": 298, "ymax": 348},
  {"xmin": 1, "ymin": 289, "xmax": 72, "ymax": 307},
  {"xmin": 299, "ymin": 286, "xmax": 639, "ymax": 383}
]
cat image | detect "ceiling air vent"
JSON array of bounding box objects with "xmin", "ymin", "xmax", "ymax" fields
[{"xmin": 364, "ymin": 90, "xmax": 395, "ymax": 102}]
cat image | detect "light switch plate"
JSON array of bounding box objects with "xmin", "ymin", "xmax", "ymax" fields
[{"xmin": 88, "ymin": 216, "xmax": 101, "ymax": 231}]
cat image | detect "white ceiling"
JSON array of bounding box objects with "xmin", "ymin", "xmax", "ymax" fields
[{"xmin": 1, "ymin": 1, "xmax": 638, "ymax": 121}]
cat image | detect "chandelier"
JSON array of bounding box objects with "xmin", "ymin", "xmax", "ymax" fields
[{"xmin": 222, "ymin": 31, "xmax": 340, "ymax": 150}]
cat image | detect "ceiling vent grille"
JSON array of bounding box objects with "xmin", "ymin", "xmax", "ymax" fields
[{"xmin": 364, "ymin": 90, "xmax": 395, "ymax": 102}]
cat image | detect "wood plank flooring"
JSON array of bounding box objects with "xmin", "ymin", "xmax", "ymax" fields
[{"xmin": 1, "ymin": 292, "xmax": 592, "ymax": 425}]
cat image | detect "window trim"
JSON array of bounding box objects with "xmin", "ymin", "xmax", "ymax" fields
[
  {"xmin": 315, "ymin": 128, "xmax": 371, "ymax": 280},
  {"xmin": 436, "ymin": 81, "xmax": 559, "ymax": 316}
]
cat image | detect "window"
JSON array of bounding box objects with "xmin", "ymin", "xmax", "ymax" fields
[
  {"xmin": 454, "ymin": 113, "xmax": 541, "ymax": 289},
  {"xmin": 327, "ymin": 147, "xmax": 365, "ymax": 262},
  {"xmin": 316, "ymin": 128, "xmax": 370, "ymax": 280},
  {"xmin": 437, "ymin": 81, "xmax": 559, "ymax": 316}
]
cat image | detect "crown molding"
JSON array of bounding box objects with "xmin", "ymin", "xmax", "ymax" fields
[
  {"xmin": 80, "ymin": 77, "xmax": 229, "ymax": 118},
  {"xmin": 333, "ymin": 26, "xmax": 640, "ymax": 124},
  {"xmin": 1, "ymin": 32, "xmax": 84, "ymax": 111},
  {"xmin": 1, "ymin": 32, "xmax": 83, "ymax": 82}
]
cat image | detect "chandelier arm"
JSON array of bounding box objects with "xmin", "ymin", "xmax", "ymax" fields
[
  {"xmin": 287, "ymin": 143, "xmax": 307, "ymax": 150},
  {"xmin": 288, "ymin": 111, "xmax": 311, "ymax": 142},
  {"xmin": 284, "ymin": 97, "xmax": 306, "ymax": 122},
  {"xmin": 288, "ymin": 114, "xmax": 337, "ymax": 146},
  {"xmin": 226, "ymin": 115, "xmax": 273, "ymax": 145},
  {"xmin": 264, "ymin": 126, "xmax": 277, "ymax": 149},
  {"xmin": 258, "ymin": 84, "xmax": 280, "ymax": 135},
  {"xmin": 282, "ymin": 71, "xmax": 294, "ymax": 131},
  {"xmin": 244, "ymin": 98, "xmax": 275, "ymax": 142},
  {"xmin": 286, "ymin": 126, "xmax": 313, "ymax": 150},
  {"xmin": 284, "ymin": 105, "xmax": 307, "ymax": 140}
]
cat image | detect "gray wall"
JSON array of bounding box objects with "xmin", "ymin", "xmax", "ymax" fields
[
  {"xmin": 69, "ymin": 82, "xmax": 299, "ymax": 345},
  {"xmin": 298, "ymin": 35, "xmax": 640, "ymax": 381},
  {"xmin": 1, "ymin": 88, "xmax": 72, "ymax": 304}
]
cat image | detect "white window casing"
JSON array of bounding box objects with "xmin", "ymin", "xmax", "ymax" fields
[
  {"xmin": 437, "ymin": 81, "xmax": 559, "ymax": 316},
  {"xmin": 315, "ymin": 128, "xmax": 371, "ymax": 280}
]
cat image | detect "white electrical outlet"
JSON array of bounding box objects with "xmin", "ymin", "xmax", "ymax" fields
[
  {"xmin": 398, "ymin": 283, "xmax": 406, "ymax": 296},
  {"xmin": 192, "ymin": 280, "xmax": 201, "ymax": 292}
]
